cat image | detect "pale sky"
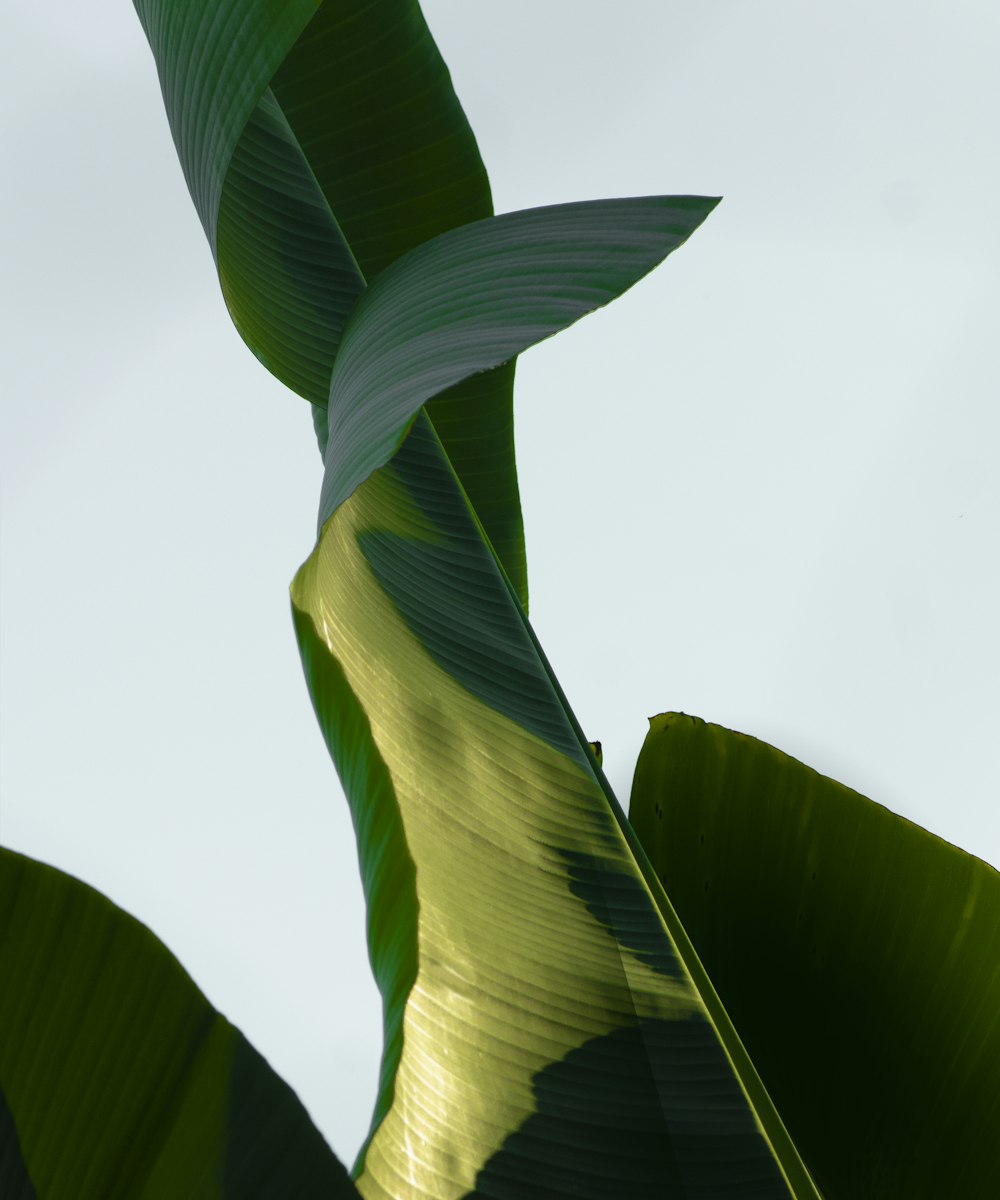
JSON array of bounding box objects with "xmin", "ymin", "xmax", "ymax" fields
[{"xmin": 3, "ymin": 0, "xmax": 999, "ymax": 1164}]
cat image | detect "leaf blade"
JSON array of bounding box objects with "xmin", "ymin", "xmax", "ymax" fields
[
  {"xmin": 629, "ymin": 713, "xmax": 1000, "ymax": 1199},
  {"xmin": 293, "ymin": 417, "xmax": 819, "ymax": 1198},
  {"xmin": 132, "ymin": 0, "xmax": 319, "ymax": 244},
  {"xmin": 0, "ymin": 849, "xmax": 358, "ymax": 1198},
  {"xmin": 135, "ymin": 0, "xmax": 530, "ymax": 603},
  {"xmin": 318, "ymin": 196, "xmax": 720, "ymax": 530}
]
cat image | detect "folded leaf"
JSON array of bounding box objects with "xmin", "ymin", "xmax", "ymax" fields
[
  {"xmin": 318, "ymin": 196, "xmax": 719, "ymax": 531},
  {"xmin": 132, "ymin": 0, "xmax": 317, "ymax": 242},
  {"xmin": 134, "ymin": 0, "xmax": 529, "ymax": 603},
  {"xmin": 216, "ymin": 88, "xmax": 366, "ymax": 403},
  {"xmin": 269, "ymin": 0, "xmax": 493, "ymax": 283},
  {"xmin": 270, "ymin": 0, "xmax": 526, "ymax": 602},
  {"xmin": 0, "ymin": 848, "xmax": 357, "ymax": 1198},
  {"xmin": 292, "ymin": 416, "xmax": 820, "ymax": 1198},
  {"xmin": 629, "ymin": 713, "xmax": 1000, "ymax": 1199}
]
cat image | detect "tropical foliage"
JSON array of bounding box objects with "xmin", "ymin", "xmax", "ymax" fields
[{"xmin": 2, "ymin": 1, "xmax": 997, "ymax": 1197}]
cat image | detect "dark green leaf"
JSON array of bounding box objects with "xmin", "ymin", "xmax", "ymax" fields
[
  {"xmin": 0, "ymin": 848, "xmax": 358, "ymax": 1198},
  {"xmin": 132, "ymin": 0, "xmax": 316, "ymax": 242},
  {"xmin": 270, "ymin": 0, "xmax": 527, "ymax": 601},
  {"xmin": 135, "ymin": 0, "xmax": 529, "ymax": 602},
  {"xmin": 217, "ymin": 89, "xmax": 365, "ymax": 403},
  {"xmin": 269, "ymin": 0, "xmax": 493, "ymax": 282},
  {"xmin": 629, "ymin": 713, "xmax": 1000, "ymax": 1199}
]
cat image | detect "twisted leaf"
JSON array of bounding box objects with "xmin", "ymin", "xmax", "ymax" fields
[
  {"xmin": 134, "ymin": 0, "xmax": 527, "ymax": 603},
  {"xmin": 129, "ymin": 1, "xmax": 827, "ymax": 1194},
  {"xmin": 293, "ymin": 413, "xmax": 820, "ymax": 1197}
]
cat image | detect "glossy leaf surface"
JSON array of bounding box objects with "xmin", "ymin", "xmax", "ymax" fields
[
  {"xmin": 629, "ymin": 713, "xmax": 1000, "ymax": 1199},
  {"xmin": 293, "ymin": 416, "xmax": 819, "ymax": 1199},
  {"xmin": 270, "ymin": 0, "xmax": 525, "ymax": 602},
  {"xmin": 0, "ymin": 849, "xmax": 357, "ymax": 1199}
]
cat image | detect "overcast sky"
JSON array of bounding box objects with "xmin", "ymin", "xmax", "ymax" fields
[{"xmin": 3, "ymin": 0, "xmax": 999, "ymax": 1165}]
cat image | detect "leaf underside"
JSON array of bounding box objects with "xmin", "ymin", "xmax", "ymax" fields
[{"xmin": 317, "ymin": 195, "xmax": 721, "ymax": 530}]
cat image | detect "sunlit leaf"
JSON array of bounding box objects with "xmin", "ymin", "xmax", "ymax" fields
[{"xmin": 292, "ymin": 416, "xmax": 819, "ymax": 1198}]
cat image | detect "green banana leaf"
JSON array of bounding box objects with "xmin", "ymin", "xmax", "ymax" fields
[
  {"xmin": 134, "ymin": 0, "xmax": 527, "ymax": 607},
  {"xmin": 316, "ymin": 195, "xmax": 720, "ymax": 530},
  {"xmin": 290, "ymin": 190, "xmax": 824, "ymax": 1192},
  {"xmin": 293, "ymin": 416, "xmax": 820, "ymax": 1198},
  {"xmin": 0, "ymin": 848, "xmax": 357, "ymax": 1198},
  {"xmin": 126, "ymin": 0, "xmax": 836, "ymax": 1193},
  {"xmin": 628, "ymin": 713, "xmax": 1000, "ymax": 1199}
]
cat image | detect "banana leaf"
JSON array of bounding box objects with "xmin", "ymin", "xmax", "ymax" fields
[
  {"xmin": 0, "ymin": 848, "xmax": 357, "ymax": 1198},
  {"xmin": 628, "ymin": 712, "xmax": 1000, "ymax": 1199},
  {"xmin": 133, "ymin": 0, "xmax": 527, "ymax": 606},
  {"xmin": 290, "ymin": 198, "xmax": 822, "ymax": 1196},
  {"xmin": 129, "ymin": 0, "xmax": 832, "ymax": 1192},
  {"xmin": 316, "ymin": 195, "xmax": 720, "ymax": 529}
]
